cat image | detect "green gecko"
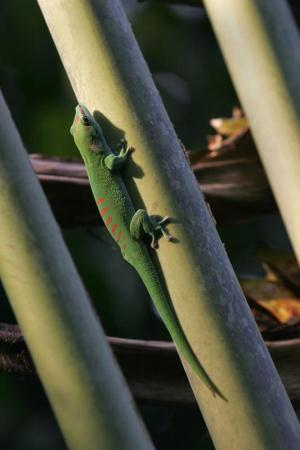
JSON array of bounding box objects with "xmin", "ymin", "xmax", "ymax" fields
[{"xmin": 70, "ymin": 105, "xmax": 225, "ymax": 400}]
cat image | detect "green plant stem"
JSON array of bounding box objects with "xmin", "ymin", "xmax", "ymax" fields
[
  {"xmin": 202, "ymin": 0, "xmax": 300, "ymax": 264},
  {"xmin": 36, "ymin": 1, "xmax": 300, "ymax": 448},
  {"xmin": 0, "ymin": 92, "xmax": 154, "ymax": 450}
]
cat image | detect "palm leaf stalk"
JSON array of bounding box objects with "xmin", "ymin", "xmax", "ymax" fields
[
  {"xmin": 0, "ymin": 91, "xmax": 154, "ymax": 450},
  {"xmin": 36, "ymin": 1, "xmax": 300, "ymax": 449},
  {"xmin": 203, "ymin": 0, "xmax": 300, "ymax": 265}
]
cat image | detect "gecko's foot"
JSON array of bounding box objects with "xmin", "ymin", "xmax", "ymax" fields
[
  {"xmin": 153, "ymin": 216, "xmax": 174, "ymax": 244},
  {"xmin": 130, "ymin": 210, "xmax": 174, "ymax": 248},
  {"xmin": 158, "ymin": 216, "xmax": 169, "ymax": 226},
  {"xmin": 123, "ymin": 146, "xmax": 134, "ymax": 157},
  {"xmin": 150, "ymin": 233, "xmax": 158, "ymax": 249}
]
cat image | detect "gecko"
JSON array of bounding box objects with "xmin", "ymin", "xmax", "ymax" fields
[{"xmin": 70, "ymin": 105, "xmax": 225, "ymax": 400}]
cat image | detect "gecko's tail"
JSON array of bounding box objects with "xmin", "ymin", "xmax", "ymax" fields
[{"xmin": 135, "ymin": 255, "xmax": 227, "ymax": 402}]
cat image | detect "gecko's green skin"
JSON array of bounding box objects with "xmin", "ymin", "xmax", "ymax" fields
[{"xmin": 70, "ymin": 105, "xmax": 225, "ymax": 400}]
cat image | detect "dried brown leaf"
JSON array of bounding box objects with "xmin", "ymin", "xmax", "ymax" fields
[
  {"xmin": 209, "ymin": 116, "xmax": 248, "ymax": 137},
  {"xmin": 241, "ymin": 264, "xmax": 300, "ymax": 324}
]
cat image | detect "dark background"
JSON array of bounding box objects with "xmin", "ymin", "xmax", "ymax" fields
[{"xmin": 0, "ymin": 1, "xmax": 295, "ymax": 449}]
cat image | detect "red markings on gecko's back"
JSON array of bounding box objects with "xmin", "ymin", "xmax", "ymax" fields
[
  {"xmin": 105, "ymin": 216, "xmax": 112, "ymax": 226},
  {"xmin": 94, "ymin": 198, "xmax": 122, "ymax": 241},
  {"xmin": 96, "ymin": 198, "xmax": 108, "ymax": 217},
  {"xmin": 100, "ymin": 207, "xmax": 108, "ymax": 217}
]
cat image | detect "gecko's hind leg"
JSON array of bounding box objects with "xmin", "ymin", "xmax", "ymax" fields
[{"xmin": 130, "ymin": 209, "xmax": 173, "ymax": 249}]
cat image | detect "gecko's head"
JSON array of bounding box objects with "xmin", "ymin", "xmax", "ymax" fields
[{"xmin": 70, "ymin": 105, "xmax": 104, "ymax": 161}]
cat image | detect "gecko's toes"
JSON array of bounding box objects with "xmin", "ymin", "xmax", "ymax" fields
[
  {"xmin": 151, "ymin": 235, "xmax": 158, "ymax": 249},
  {"xmin": 162, "ymin": 230, "xmax": 174, "ymax": 242},
  {"xmin": 158, "ymin": 216, "xmax": 169, "ymax": 226}
]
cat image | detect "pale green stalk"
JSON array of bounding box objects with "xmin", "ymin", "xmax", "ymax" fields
[
  {"xmin": 0, "ymin": 91, "xmax": 154, "ymax": 450},
  {"xmin": 35, "ymin": 1, "xmax": 300, "ymax": 449},
  {"xmin": 203, "ymin": 0, "xmax": 300, "ymax": 265}
]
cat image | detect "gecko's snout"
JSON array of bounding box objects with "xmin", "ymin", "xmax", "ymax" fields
[
  {"xmin": 78, "ymin": 105, "xmax": 85, "ymax": 116},
  {"xmin": 77, "ymin": 104, "xmax": 92, "ymax": 127}
]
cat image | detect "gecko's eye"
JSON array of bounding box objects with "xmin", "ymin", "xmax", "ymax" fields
[{"xmin": 82, "ymin": 116, "xmax": 91, "ymax": 126}]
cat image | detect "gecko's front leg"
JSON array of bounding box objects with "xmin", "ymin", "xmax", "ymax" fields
[{"xmin": 104, "ymin": 139, "xmax": 133, "ymax": 171}]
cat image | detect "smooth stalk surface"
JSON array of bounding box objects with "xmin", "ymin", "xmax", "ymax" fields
[
  {"xmin": 0, "ymin": 92, "xmax": 154, "ymax": 450},
  {"xmin": 203, "ymin": 0, "xmax": 300, "ymax": 264},
  {"xmin": 36, "ymin": 1, "xmax": 300, "ymax": 449}
]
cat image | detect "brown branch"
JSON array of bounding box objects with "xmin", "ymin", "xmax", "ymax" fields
[
  {"xmin": 139, "ymin": 0, "xmax": 203, "ymax": 5},
  {"xmin": 140, "ymin": 0, "xmax": 300, "ymax": 26},
  {"xmin": 1, "ymin": 323, "xmax": 300, "ymax": 405},
  {"xmin": 189, "ymin": 129, "xmax": 276, "ymax": 222},
  {"xmin": 30, "ymin": 148, "xmax": 275, "ymax": 225},
  {"xmin": 30, "ymin": 155, "xmax": 98, "ymax": 227}
]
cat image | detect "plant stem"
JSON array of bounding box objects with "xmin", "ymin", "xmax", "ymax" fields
[
  {"xmin": 36, "ymin": 1, "xmax": 300, "ymax": 448},
  {"xmin": 0, "ymin": 91, "xmax": 154, "ymax": 450},
  {"xmin": 1, "ymin": 323, "xmax": 300, "ymax": 406},
  {"xmin": 202, "ymin": 0, "xmax": 300, "ymax": 263}
]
